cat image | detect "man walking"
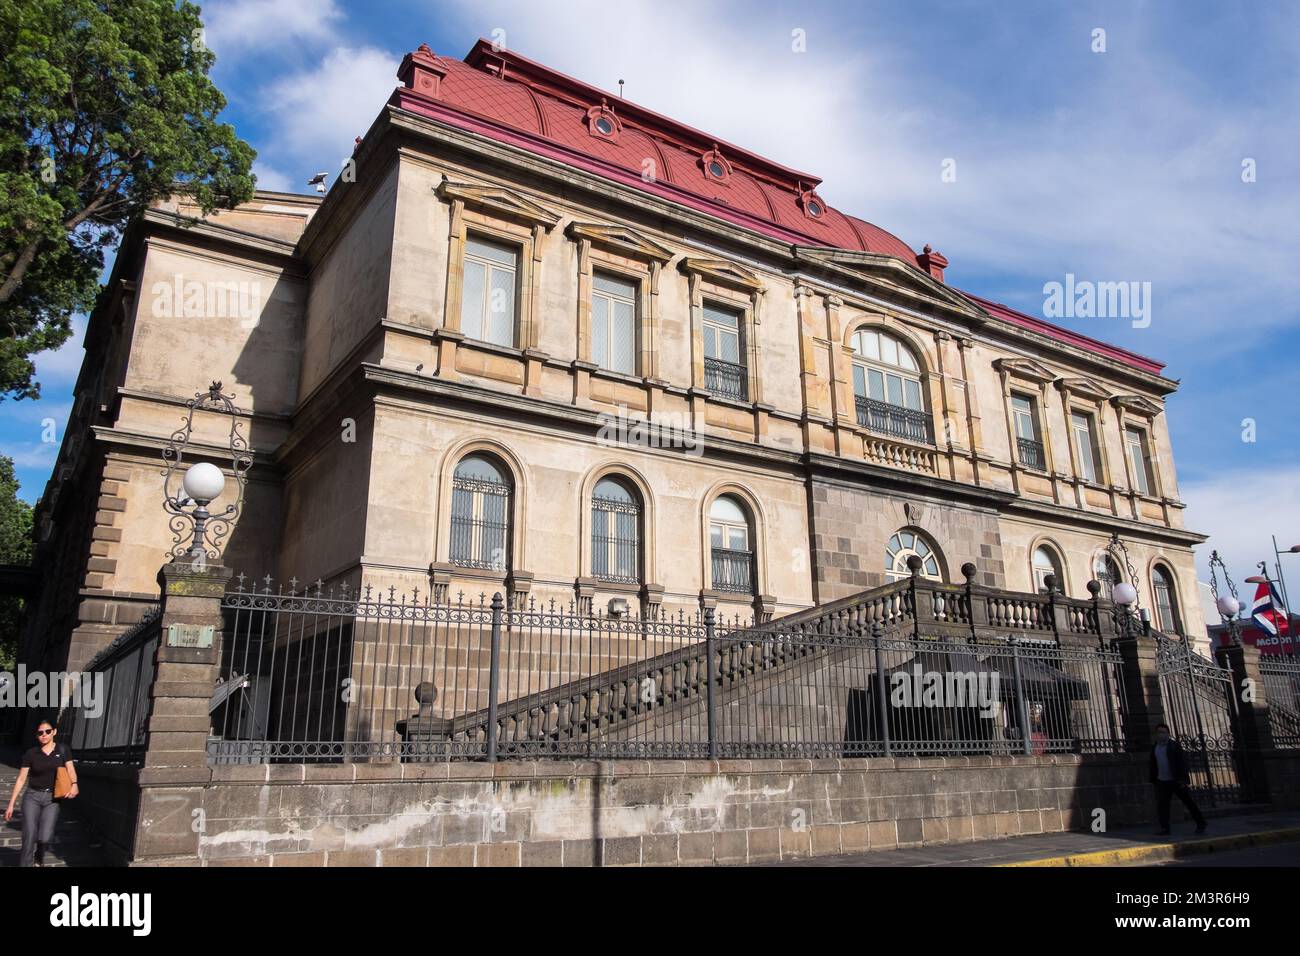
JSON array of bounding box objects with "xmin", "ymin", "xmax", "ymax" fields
[{"xmin": 1150, "ymin": 723, "xmax": 1207, "ymax": 836}]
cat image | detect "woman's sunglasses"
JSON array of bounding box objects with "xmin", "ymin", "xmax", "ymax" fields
[{"xmin": 36, "ymin": 729, "xmax": 53, "ymax": 736}]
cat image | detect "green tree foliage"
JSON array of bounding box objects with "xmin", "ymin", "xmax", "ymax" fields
[
  {"xmin": 0, "ymin": 456, "xmax": 33, "ymax": 670},
  {"xmin": 0, "ymin": 0, "xmax": 256, "ymax": 400}
]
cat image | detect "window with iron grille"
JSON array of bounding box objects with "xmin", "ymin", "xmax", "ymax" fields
[
  {"xmin": 1011, "ymin": 393, "xmax": 1046, "ymax": 470},
  {"xmin": 709, "ymin": 495, "xmax": 754, "ymax": 593},
  {"xmin": 591, "ymin": 477, "xmax": 641, "ymax": 583},
  {"xmin": 703, "ymin": 304, "xmax": 747, "ymax": 400},
  {"xmin": 851, "ymin": 329, "xmax": 932, "ymax": 444},
  {"xmin": 1152, "ymin": 565, "xmax": 1181, "ymax": 634},
  {"xmin": 1094, "ymin": 554, "xmax": 1122, "ymax": 601},
  {"xmin": 591, "ymin": 273, "xmax": 638, "ymax": 374},
  {"xmin": 449, "ymin": 455, "xmax": 511, "ymax": 570},
  {"xmin": 1032, "ymin": 545, "xmax": 1064, "ymax": 594},
  {"xmin": 461, "ymin": 236, "xmax": 518, "ymax": 347}
]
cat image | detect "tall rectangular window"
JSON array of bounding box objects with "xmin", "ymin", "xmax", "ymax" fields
[
  {"xmin": 1125, "ymin": 426, "xmax": 1153, "ymax": 495},
  {"xmin": 1011, "ymin": 394, "xmax": 1037, "ymax": 441},
  {"xmin": 1070, "ymin": 411, "xmax": 1099, "ymax": 483},
  {"xmin": 461, "ymin": 236, "xmax": 517, "ymax": 346},
  {"xmin": 1012, "ymin": 393, "xmax": 1045, "ymax": 471},
  {"xmin": 702, "ymin": 303, "xmax": 746, "ymax": 400},
  {"xmin": 591, "ymin": 273, "xmax": 637, "ymax": 374}
]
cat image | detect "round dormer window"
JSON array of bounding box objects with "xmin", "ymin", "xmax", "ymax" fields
[
  {"xmin": 708, "ymin": 161, "xmax": 726, "ymax": 179},
  {"xmin": 595, "ymin": 115, "xmax": 614, "ymax": 136},
  {"xmin": 807, "ymin": 200, "xmax": 823, "ymax": 218}
]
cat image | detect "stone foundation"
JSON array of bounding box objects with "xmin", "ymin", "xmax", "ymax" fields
[{"xmin": 116, "ymin": 753, "xmax": 1170, "ymax": 866}]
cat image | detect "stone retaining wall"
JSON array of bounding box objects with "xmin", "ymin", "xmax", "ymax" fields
[{"xmin": 132, "ymin": 753, "xmax": 1163, "ymax": 866}]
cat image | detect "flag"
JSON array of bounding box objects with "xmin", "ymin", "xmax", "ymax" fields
[{"xmin": 1250, "ymin": 581, "xmax": 1290, "ymax": 637}]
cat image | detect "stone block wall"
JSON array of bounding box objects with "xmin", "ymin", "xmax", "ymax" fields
[{"xmin": 135, "ymin": 754, "xmax": 1160, "ymax": 867}]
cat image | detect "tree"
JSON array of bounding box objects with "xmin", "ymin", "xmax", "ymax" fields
[
  {"xmin": 0, "ymin": 0, "xmax": 257, "ymax": 400},
  {"xmin": 0, "ymin": 456, "xmax": 33, "ymax": 670}
]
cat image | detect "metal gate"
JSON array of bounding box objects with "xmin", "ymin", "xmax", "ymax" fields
[{"xmin": 1155, "ymin": 635, "xmax": 1244, "ymax": 805}]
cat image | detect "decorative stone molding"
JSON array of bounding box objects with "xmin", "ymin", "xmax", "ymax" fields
[
  {"xmin": 507, "ymin": 570, "xmax": 534, "ymax": 611},
  {"xmin": 435, "ymin": 178, "xmax": 561, "ymax": 230}
]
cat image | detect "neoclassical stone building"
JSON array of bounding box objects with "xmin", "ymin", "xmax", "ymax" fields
[{"xmin": 23, "ymin": 40, "xmax": 1206, "ymax": 673}]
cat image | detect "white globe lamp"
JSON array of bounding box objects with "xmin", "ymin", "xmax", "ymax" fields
[
  {"xmin": 182, "ymin": 462, "xmax": 226, "ymax": 504},
  {"xmin": 1112, "ymin": 582, "xmax": 1138, "ymax": 607}
]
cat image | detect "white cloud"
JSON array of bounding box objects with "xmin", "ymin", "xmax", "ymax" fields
[
  {"xmin": 32, "ymin": 315, "xmax": 86, "ymax": 385},
  {"xmin": 259, "ymin": 46, "xmax": 399, "ymax": 183},
  {"xmin": 1, "ymin": 442, "xmax": 59, "ymax": 470},
  {"xmin": 202, "ymin": 0, "xmax": 344, "ymax": 62},
  {"xmin": 434, "ymin": 1, "xmax": 1300, "ymax": 357},
  {"xmin": 1182, "ymin": 467, "xmax": 1300, "ymax": 595},
  {"xmin": 252, "ymin": 162, "xmax": 294, "ymax": 193}
]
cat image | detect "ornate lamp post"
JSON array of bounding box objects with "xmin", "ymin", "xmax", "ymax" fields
[
  {"xmin": 1105, "ymin": 532, "xmax": 1147, "ymax": 630},
  {"xmin": 1111, "ymin": 580, "xmax": 1140, "ymax": 639},
  {"xmin": 1207, "ymin": 550, "xmax": 1243, "ymax": 647},
  {"xmin": 161, "ymin": 382, "xmax": 252, "ymax": 567}
]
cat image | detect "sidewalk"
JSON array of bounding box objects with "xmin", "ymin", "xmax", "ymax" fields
[{"xmin": 772, "ymin": 810, "xmax": 1300, "ymax": 867}]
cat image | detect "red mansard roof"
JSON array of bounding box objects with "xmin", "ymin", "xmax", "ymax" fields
[
  {"xmin": 962, "ymin": 293, "xmax": 1165, "ymax": 375},
  {"xmin": 387, "ymin": 40, "xmax": 1164, "ymax": 376}
]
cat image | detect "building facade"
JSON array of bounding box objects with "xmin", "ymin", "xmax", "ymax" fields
[{"xmin": 22, "ymin": 40, "xmax": 1206, "ymax": 674}]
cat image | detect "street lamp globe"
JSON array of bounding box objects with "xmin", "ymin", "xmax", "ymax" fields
[
  {"xmin": 1216, "ymin": 595, "xmax": 1240, "ymax": 618},
  {"xmin": 182, "ymin": 462, "xmax": 226, "ymax": 504},
  {"xmin": 1112, "ymin": 582, "xmax": 1138, "ymax": 606}
]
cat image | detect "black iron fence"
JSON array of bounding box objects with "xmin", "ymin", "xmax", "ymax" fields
[
  {"xmin": 205, "ymin": 577, "xmax": 1129, "ymax": 764},
  {"xmin": 704, "ymin": 357, "xmax": 747, "ymax": 401},
  {"xmin": 1154, "ymin": 634, "xmax": 1244, "ymax": 805},
  {"xmin": 1259, "ymin": 654, "xmax": 1300, "ymax": 748},
  {"xmin": 855, "ymin": 396, "xmax": 933, "ymax": 445},
  {"xmin": 1017, "ymin": 437, "xmax": 1046, "ymax": 471},
  {"xmin": 59, "ymin": 609, "xmax": 161, "ymax": 764},
  {"xmin": 710, "ymin": 548, "xmax": 754, "ymax": 594}
]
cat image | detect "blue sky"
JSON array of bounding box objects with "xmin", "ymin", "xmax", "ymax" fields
[{"xmin": 3, "ymin": 0, "xmax": 1297, "ymax": 587}]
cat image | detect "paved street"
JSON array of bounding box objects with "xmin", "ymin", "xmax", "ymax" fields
[{"xmin": 770, "ymin": 810, "xmax": 1300, "ymax": 867}]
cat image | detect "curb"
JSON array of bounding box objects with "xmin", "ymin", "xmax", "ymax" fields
[{"xmin": 997, "ymin": 826, "xmax": 1300, "ymax": 867}]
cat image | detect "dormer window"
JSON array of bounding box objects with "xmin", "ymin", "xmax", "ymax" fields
[
  {"xmin": 585, "ymin": 100, "xmax": 621, "ymax": 141},
  {"xmin": 700, "ymin": 145, "xmax": 732, "ymax": 183},
  {"xmin": 798, "ymin": 187, "xmax": 826, "ymax": 221}
]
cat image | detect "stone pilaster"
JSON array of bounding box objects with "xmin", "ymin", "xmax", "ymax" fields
[
  {"xmin": 131, "ymin": 560, "xmax": 230, "ymax": 863},
  {"xmin": 1215, "ymin": 640, "xmax": 1275, "ymax": 802}
]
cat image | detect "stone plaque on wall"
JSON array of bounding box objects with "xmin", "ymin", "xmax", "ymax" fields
[{"xmin": 166, "ymin": 624, "xmax": 214, "ymax": 649}]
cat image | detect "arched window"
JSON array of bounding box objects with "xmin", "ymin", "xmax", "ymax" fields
[
  {"xmin": 449, "ymin": 454, "xmax": 511, "ymax": 571},
  {"xmin": 1094, "ymin": 554, "xmax": 1122, "ymax": 601},
  {"xmin": 1032, "ymin": 545, "xmax": 1064, "ymax": 594},
  {"xmin": 591, "ymin": 477, "xmax": 641, "ymax": 584},
  {"xmin": 885, "ymin": 530, "xmax": 942, "ymax": 583},
  {"xmin": 1152, "ymin": 565, "xmax": 1182, "ymax": 635},
  {"xmin": 709, "ymin": 495, "xmax": 754, "ymax": 593},
  {"xmin": 851, "ymin": 329, "xmax": 931, "ymax": 444}
]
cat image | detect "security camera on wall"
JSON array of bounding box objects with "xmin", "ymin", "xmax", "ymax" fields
[{"xmin": 307, "ymin": 172, "xmax": 328, "ymax": 194}]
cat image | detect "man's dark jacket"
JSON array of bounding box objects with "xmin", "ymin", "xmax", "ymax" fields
[{"xmin": 1149, "ymin": 737, "xmax": 1191, "ymax": 784}]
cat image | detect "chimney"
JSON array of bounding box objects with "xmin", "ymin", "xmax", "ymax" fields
[
  {"xmin": 397, "ymin": 43, "xmax": 447, "ymax": 99},
  {"xmin": 917, "ymin": 244, "xmax": 949, "ymax": 282}
]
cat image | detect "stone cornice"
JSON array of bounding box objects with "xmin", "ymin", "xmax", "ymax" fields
[{"xmin": 564, "ymin": 221, "xmax": 674, "ymax": 262}]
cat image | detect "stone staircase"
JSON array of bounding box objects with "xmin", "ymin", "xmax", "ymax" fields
[{"xmin": 0, "ymin": 746, "xmax": 114, "ymax": 867}]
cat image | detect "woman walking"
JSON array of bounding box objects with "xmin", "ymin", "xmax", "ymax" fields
[{"xmin": 4, "ymin": 720, "xmax": 79, "ymax": 866}]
